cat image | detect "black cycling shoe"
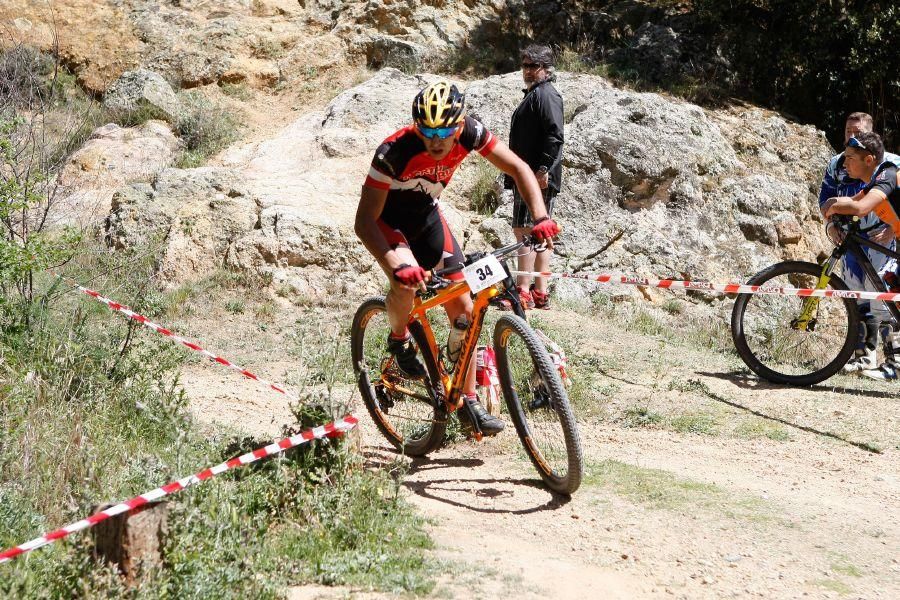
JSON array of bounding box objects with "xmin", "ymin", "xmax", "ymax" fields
[
  {"xmin": 459, "ymin": 396, "xmax": 505, "ymax": 437},
  {"xmin": 386, "ymin": 334, "xmax": 427, "ymax": 379}
]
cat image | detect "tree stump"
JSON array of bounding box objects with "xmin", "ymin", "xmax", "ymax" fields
[{"xmin": 92, "ymin": 501, "xmax": 169, "ymax": 583}]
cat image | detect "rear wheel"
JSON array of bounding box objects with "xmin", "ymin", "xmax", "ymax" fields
[
  {"xmin": 730, "ymin": 261, "xmax": 858, "ymax": 386},
  {"xmin": 493, "ymin": 314, "xmax": 583, "ymax": 495},
  {"xmin": 351, "ymin": 297, "xmax": 446, "ymax": 455}
]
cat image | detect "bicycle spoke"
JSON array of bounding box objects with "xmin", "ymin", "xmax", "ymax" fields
[{"xmin": 497, "ymin": 317, "xmax": 578, "ymax": 488}]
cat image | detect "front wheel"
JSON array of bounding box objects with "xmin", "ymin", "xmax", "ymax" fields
[
  {"xmin": 493, "ymin": 315, "xmax": 583, "ymax": 495},
  {"xmin": 351, "ymin": 297, "xmax": 447, "ymax": 456},
  {"xmin": 730, "ymin": 261, "xmax": 858, "ymax": 386}
]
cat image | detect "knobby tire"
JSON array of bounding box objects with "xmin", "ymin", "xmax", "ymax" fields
[
  {"xmin": 351, "ymin": 297, "xmax": 447, "ymax": 455},
  {"xmin": 493, "ymin": 314, "xmax": 583, "ymax": 495},
  {"xmin": 731, "ymin": 261, "xmax": 858, "ymax": 386}
]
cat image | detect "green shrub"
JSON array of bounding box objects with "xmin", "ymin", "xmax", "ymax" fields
[
  {"xmin": 469, "ymin": 160, "xmax": 501, "ymax": 215},
  {"xmin": 175, "ymin": 91, "xmax": 240, "ymax": 166},
  {"xmin": 622, "ymin": 405, "xmax": 664, "ymax": 428},
  {"xmin": 0, "ymin": 254, "xmax": 436, "ymax": 596}
]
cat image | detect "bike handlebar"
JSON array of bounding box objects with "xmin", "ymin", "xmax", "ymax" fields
[
  {"xmin": 830, "ymin": 214, "xmax": 883, "ymax": 234},
  {"xmin": 426, "ymin": 235, "xmax": 546, "ymax": 291}
]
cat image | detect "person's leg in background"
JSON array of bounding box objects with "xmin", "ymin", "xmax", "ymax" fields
[
  {"xmin": 860, "ymin": 238, "xmax": 900, "ymax": 380},
  {"xmin": 529, "ymin": 190, "xmax": 556, "ymax": 309}
]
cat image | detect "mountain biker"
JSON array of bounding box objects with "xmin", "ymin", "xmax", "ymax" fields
[
  {"xmin": 354, "ymin": 80, "xmax": 561, "ymax": 435},
  {"xmin": 823, "ymin": 130, "xmax": 900, "ymax": 379},
  {"xmin": 818, "ymin": 113, "xmax": 900, "ymax": 376}
]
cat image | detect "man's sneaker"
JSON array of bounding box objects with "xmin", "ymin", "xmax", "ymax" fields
[
  {"xmin": 842, "ymin": 348, "xmax": 877, "ymax": 373},
  {"xmin": 386, "ymin": 334, "xmax": 426, "ymax": 379},
  {"xmin": 499, "ymin": 286, "xmax": 535, "ymax": 311},
  {"xmin": 458, "ymin": 395, "xmax": 505, "ymax": 437},
  {"xmin": 519, "ymin": 286, "xmax": 536, "ymax": 310},
  {"xmin": 861, "ymin": 361, "xmax": 900, "ymax": 381},
  {"xmin": 530, "ymin": 286, "xmax": 551, "ymax": 310}
]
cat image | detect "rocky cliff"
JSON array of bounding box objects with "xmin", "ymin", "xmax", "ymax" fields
[{"xmin": 101, "ymin": 68, "xmax": 832, "ymax": 304}]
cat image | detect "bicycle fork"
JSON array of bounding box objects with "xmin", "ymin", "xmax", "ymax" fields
[{"xmin": 791, "ymin": 256, "xmax": 839, "ymax": 331}]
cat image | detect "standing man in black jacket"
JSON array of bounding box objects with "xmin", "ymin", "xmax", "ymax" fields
[{"xmin": 505, "ymin": 44, "xmax": 564, "ymax": 309}]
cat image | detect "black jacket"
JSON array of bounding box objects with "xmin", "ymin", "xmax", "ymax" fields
[{"xmin": 504, "ymin": 78, "xmax": 564, "ymax": 193}]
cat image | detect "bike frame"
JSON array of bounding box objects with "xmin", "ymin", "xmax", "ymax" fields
[
  {"xmin": 804, "ymin": 222, "xmax": 900, "ymax": 328},
  {"xmin": 408, "ymin": 258, "xmax": 525, "ymax": 418}
]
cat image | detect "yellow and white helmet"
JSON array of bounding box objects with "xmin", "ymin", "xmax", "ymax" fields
[{"xmin": 412, "ymin": 80, "xmax": 466, "ymax": 128}]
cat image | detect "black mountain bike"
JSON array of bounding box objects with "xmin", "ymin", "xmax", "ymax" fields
[{"xmin": 731, "ymin": 215, "xmax": 900, "ymax": 386}]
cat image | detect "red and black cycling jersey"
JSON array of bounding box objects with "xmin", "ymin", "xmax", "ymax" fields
[{"xmin": 364, "ymin": 115, "xmax": 497, "ymax": 228}]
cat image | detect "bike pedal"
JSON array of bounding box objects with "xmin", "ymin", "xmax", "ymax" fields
[{"xmin": 374, "ymin": 384, "xmax": 394, "ymax": 412}]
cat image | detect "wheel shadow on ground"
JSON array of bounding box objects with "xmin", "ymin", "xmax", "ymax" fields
[
  {"xmin": 363, "ymin": 447, "xmax": 571, "ymax": 514},
  {"xmin": 694, "ymin": 371, "xmax": 884, "ymax": 454},
  {"xmin": 701, "ymin": 369, "xmax": 897, "ymax": 400}
]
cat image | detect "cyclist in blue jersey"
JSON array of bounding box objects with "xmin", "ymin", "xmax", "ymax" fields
[{"xmin": 819, "ymin": 113, "xmax": 900, "ymax": 377}]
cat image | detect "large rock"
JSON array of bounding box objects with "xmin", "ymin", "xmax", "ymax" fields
[
  {"xmin": 463, "ymin": 71, "xmax": 832, "ymax": 293},
  {"xmin": 0, "ymin": 0, "xmax": 141, "ymax": 95},
  {"xmin": 58, "ymin": 120, "xmax": 180, "ymax": 228},
  {"xmin": 220, "ymin": 68, "xmax": 423, "ymax": 301},
  {"xmin": 61, "ymin": 121, "xmax": 180, "ymax": 187},
  {"xmin": 106, "ymin": 168, "xmax": 258, "ymax": 285},
  {"xmin": 104, "ymin": 68, "xmax": 834, "ymax": 307},
  {"xmin": 103, "ymin": 69, "xmax": 183, "ymax": 123},
  {"xmin": 310, "ymin": 0, "xmax": 529, "ymax": 72}
]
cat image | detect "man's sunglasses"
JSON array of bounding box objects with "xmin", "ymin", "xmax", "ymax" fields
[
  {"xmin": 847, "ymin": 136, "xmax": 873, "ymax": 155},
  {"xmin": 521, "ymin": 62, "xmax": 543, "ymax": 70},
  {"xmin": 418, "ymin": 125, "xmax": 458, "ymax": 139}
]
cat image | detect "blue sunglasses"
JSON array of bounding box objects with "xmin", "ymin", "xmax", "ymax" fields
[
  {"xmin": 847, "ymin": 136, "xmax": 873, "ymax": 155},
  {"xmin": 418, "ymin": 125, "xmax": 458, "ymax": 139}
]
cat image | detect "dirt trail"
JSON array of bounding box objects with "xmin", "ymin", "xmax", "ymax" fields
[{"xmin": 178, "ymin": 300, "xmax": 900, "ymax": 599}]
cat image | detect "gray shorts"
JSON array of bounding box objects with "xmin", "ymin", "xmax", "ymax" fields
[{"xmin": 512, "ymin": 187, "xmax": 556, "ymax": 229}]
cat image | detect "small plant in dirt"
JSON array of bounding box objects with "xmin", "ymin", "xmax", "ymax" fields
[
  {"xmin": 174, "ymin": 91, "xmax": 240, "ymax": 168},
  {"xmin": 219, "ymin": 82, "xmax": 253, "ymax": 101},
  {"xmin": 669, "ymin": 411, "xmax": 720, "ymax": 436},
  {"xmin": 250, "ymin": 36, "xmax": 284, "ymax": 60},
  {"xmin": 733, "ymin": 417, "xmax": 791, "ymax": 442},
  {"xmin": 668, "ymin": 377, "xmax": 712, "ymax": 395},
  {"xmin": 255, "ymin": 301, "xmax": 277, "ymax": 323},
  {"xmin": 225, "ymin": 298, "xmax": 245, "ymax": 314},
  {"xmin": 621, "ymin": 405, "xmax": 664, "ymax": 429},
  {"xmin": 662, "ymin": 298, "xmax": 684, "ymax": 315}
]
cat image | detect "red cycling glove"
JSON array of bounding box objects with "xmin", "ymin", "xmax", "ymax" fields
[
  {"xmin": 393, "ymin": 263, "xmax": 426, "ymax": 286},
  {"xmin": 531, "ymin": 217, "xmax": 561, "ymax": 241}
]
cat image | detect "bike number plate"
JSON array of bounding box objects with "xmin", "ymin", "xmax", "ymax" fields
[{"xmin": 463, "ymin": 255, "xmax": 505, "ymax": 293}]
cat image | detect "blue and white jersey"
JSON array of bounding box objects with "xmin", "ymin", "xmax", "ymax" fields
[
  {"xmin": 819, "ymin": 150, "xmax": 900, "ymax": 206},
  {"xmin": 818, "ymin": 150, "xmax": 900, "ymax": 298}
]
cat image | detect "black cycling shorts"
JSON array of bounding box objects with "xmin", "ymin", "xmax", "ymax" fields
[{"xmin": 377, "ymin": 208, "xmax": 465, "ymax": 279}]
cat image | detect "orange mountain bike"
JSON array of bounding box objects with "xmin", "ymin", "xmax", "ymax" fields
[{"xmin": 351, "ymin": 238, "xmax": 583, "ymax": 494}]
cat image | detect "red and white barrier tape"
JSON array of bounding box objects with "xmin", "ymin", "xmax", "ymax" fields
[
  {"xmin": 0, "ymin": 415, "xmax": 358, "ymax": 564},
  {"xmin": 55, "ymin": 274, "xmax": 299, "ymax": 403},
  {"xmin": 512, "ymin": 270, "xmax": 900, "ymax": 302},
  {"xmin": 535, "ymin": 329, "xmax": 570, "ymax": 383}
]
